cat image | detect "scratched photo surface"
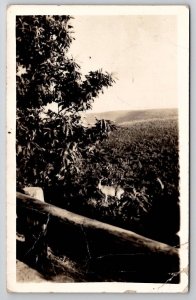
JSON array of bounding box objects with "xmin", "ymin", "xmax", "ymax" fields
[{"xmin": 7, "ymin": 6, "xmax": 189, "ymax": 293}]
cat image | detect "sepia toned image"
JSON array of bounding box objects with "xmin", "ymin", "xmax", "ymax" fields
[{"xmin": 7, "ymin": 5, "xmax": 189, "ymax": 293}]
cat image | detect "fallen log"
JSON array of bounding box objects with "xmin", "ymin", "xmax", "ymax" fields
[{"xmin": 16, "ymin": 192, "xmax": 178, "ymax": 259}]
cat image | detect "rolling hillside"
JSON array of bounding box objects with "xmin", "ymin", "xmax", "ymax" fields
[{"xmin": 85, "ymin": 108, "xmax": 178, "ymax": 126}]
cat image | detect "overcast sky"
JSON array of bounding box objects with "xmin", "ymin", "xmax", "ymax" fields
[{"xmin": 68, "ymin": 15, "xmax": 178, "ymax": 113}]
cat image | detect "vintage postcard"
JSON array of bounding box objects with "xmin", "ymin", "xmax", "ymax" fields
[{"xmin": 7, "ymin": 5, "xmax": 189, "ymax": 293}]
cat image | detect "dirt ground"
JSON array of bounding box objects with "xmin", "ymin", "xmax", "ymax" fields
[
  {"xmin": 16, "ymin": 256, "xmax": 85, "ymax": 283},
  {"xmin": 16, "ymin": 260, "xmax": 47, "ymax": 282},
  {"xmin": 16, "ymin": 259, "xmax": 79, "ymax": 283}
]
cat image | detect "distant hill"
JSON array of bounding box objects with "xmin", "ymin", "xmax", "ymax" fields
[{"xmin": 85, "ymin": 108, "xmax": 178, "ymax": 126}]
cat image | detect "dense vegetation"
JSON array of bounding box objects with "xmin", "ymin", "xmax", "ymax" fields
[{"xmin": 56, "ymin": 117, "xmax": 179, "ymax": 246}]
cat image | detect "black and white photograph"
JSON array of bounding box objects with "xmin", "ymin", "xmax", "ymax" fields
[{"xmin": 7, "ymin": 5, "xmax": 189, "ymax": 293}]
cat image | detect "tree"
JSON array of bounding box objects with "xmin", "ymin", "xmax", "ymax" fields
[{"xmin": 16, "ymin": 15, "xmax": 116, "ymax": 205}]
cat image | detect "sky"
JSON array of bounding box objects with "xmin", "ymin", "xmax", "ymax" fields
[{"xmin": 67, "ymin": 15, "xmax": 178, "ymax": 113}]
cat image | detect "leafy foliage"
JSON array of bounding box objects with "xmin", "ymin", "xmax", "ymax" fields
[{"xmin": 16, "ymin": 15, "xmax": 116, "ymax": 193}]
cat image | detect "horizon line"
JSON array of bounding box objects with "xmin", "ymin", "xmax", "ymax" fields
[{"xmin": 86, "ymin": 107, "xmax": 178, "ymax": 114}]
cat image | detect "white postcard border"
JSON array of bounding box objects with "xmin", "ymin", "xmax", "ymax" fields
[{"xmin": 7, "ymin": 5, "xmax": 189, "ymax": 293}]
